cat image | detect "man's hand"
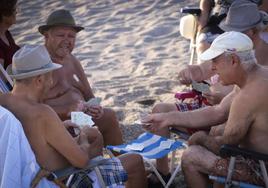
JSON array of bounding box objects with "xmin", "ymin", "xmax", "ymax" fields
[
  {"xmin": 178, "ymin": 65, "xmax": 204, "ymax": 85},
  {"xmin": 84, "ymin": 104, "xmax": 104, "ymax": 119},
  {"xmin": 178, "ymin": 66, "xmax": 193, "ymax": 85},
  {"xmin": 141, "ymin": 113, "xmax": 171, "ymax": 132},
  {"xmin": 202, "ymin": 84, "xmax": 233, "ymax": 105},
  {"xmin": 202, "ymin": 89, "xmax": 222, "ymax": 105},
  {"xmin": 188, "ymin": 131, "xmax": 208, "ymax": 146},
  {"xmin": 63, "ymin": 120, "xmax": 81, "ymax": 137}
]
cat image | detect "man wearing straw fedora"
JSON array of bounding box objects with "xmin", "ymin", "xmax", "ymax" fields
[
  {"xmin": 0, "ymin": 45, "xmax": 147, "ymax": 187},
  {"xmin": 38, "ymin": 9, "xmax": 123, "ymax": 147}
]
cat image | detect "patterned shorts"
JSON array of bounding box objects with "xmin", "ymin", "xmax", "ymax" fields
[
  {"xmin": 175, "ymin": 101, "xmax": 209, "ymax": 134},
  {"xmin": 69, "ymin": 157, "xmax": 128, "ymax": 188},
  {"xmin": 175, "ymin": 101, "xmax": 204, "ymax": 112},
  {"xmin": 212, "ymin": 156, "xmax": 266, "ymax": 186}
]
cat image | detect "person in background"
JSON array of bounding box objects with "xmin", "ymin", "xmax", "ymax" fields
[{"xmin": 0, "ymin": 0, "xmax": 20, "ymax": 69}]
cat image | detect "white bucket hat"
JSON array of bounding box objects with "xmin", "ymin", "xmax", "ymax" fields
[
  {"xmin": 199, "ymin": 31, "xmax": 254, "ymax": 61},
  {"xmin": 7, "ymin": 45, "xmax": 62, "ymax": 80}
]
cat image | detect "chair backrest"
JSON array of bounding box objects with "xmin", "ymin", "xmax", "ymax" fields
[
  {"xmin": 179, "ymin": 14, "xmax": 198, "ymax": 41},
  {"xmin": 0, "ymin": 106, "xmax": 57, "ymax": 188},
  {"xmin": 0, "ymin": 65, "xmax": 13, "ymax": 93}
]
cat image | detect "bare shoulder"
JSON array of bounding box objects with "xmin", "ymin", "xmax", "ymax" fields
[
  {"xmin": 36, "ymin": 104, "xmax": 61, "ymax": 122},
  {"xmin": 70, "ymin": 54, "xmax": 80, "ymax": 65}
]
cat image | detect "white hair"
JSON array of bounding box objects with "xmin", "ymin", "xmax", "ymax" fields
[{"xmin": 225, "ymin": 50, "xmax": 257, "ymax": 65}]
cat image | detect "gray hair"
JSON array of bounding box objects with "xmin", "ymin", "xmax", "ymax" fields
[{"xmin": 225, "ymin": 50, "xmax": 257, "ymax": 65}]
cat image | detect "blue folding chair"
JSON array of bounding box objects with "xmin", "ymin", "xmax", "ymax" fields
[
  {"xmin": 107, "ymin": 132, "xmax": 187, "ymax": 188},
  {"xmin": 0, "ymin": 65, "xmax": 13, "ymax": 93}
]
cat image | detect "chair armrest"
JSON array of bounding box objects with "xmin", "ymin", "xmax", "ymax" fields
[
  {"xmin": 47, "ymin": 157, "xmax": 109, "ymax": 181},
  {"xmin": 170, "ymin": 127, "xmax": 190, "ymax": 140},
  {"xmin": 181, "ymin": 7, "xmax": 201, "ymax": 16},
  {"xmin": 219, "ymin": 144, "xmax": 268, "ymax": 162}
]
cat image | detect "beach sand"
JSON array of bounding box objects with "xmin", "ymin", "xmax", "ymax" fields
[{"xmin": 12, "ymin": 0, "xmax": 198, "ymax": 187}]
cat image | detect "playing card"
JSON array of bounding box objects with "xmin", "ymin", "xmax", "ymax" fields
[
  {"xmin": 192, "ymin": 81, "xmax": 210, "ymax": 93},
  {"xmin": 159, "ymin": 140, "xmax": 174, "ymax": 149},
  {"xmin": 86, "ymin": 97, "xmax": 101, "ymax": 106},
  {"xmin": 71, "ymin": 112, "xmax": 95, "ymax": 127},
  {"xmin": 126, "ymin": 143, "xmax": 145, "ymax": 151}
]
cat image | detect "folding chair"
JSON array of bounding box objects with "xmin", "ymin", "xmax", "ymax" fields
[
  {"xmin": 0, "ymin": 65, "xmax": 13, "ymax": 93},
  {"xmin": 209, "ymin": 144, "xmax": 268, "ymax": 188},
  {"xmin": 179, "ymin": 7, "xmax": 201, "ymax": 65},
  {"xmin": 106, "ymin": 132, "xmax": 187, "ymax": 188},
  {"xmin": 0, "ymin": 106, "xmax": 108, "ymax": 188}
]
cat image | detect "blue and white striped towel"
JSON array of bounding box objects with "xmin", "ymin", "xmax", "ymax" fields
[{"xmin": 107, "ymin": 132, "xmax": 185, "ymax": 159}]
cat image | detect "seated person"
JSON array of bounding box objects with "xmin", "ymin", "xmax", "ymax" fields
[
  {"xmin": 143, "ymin": 2, "xmax": 268, "ymax": 179},
  {"xmin": 154, "ymin": 0, "xmax": 268, "ymax": 130},
  {"xmin": 38, "ymin": 9, "xmax": 123, "ymax": 146},
  {"xmin": 0, "ymin": 0, "xmax": 20, "ymax": 69},
  {"xmin": 1, "ymin": 45, "xmax": 147, "ymax": 187},
  {"xmin": 181, "ymin": 31, "xmax": 268, "ymax": 187}
]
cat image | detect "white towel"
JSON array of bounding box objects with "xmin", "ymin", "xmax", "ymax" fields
[{"xmin": 0, "ymin": 106, "xmax": 57, "ymax": 188}]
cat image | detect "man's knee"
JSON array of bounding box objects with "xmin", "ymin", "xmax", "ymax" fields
[
  {"xmin": 119, "ymin": 153, "xmax": 144, "ymax": 174},
  {"xmin": 96, "ymin": 108, "xmax": 119, "ymax": 132},
  {"xmin": 82, "ymin": 127, "xmax": 103, "ymax": 145},
  {"xmin": 181, "ymin": 145, "xmax": 201, "ymax": 169}
]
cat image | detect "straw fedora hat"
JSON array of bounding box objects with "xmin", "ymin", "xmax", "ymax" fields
[
  {"xmin": 219, "ymin": 0, "xmax": 262, "ymax": 32},
  {"xmin": 38, "ymin": 9, "xmax": 84, "ymax": 35},
  {"xmin": 7, "ymin": 45, "xmax": 62, "ymax": 80}
]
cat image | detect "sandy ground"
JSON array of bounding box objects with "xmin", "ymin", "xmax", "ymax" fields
[{"xmin": 11, "ymin": 0, "xmax": 199, "ymax": 187}]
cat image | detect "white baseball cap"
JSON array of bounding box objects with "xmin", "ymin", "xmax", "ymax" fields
[{"xmin": 199, "ymin": 31, "xmax": 254, "ymax": 61}]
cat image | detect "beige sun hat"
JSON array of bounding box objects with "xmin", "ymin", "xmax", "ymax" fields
[
  {"xmin": 200, "ymin": 31, "xmax": 253, "ymax": 61},
  {"xmin": 38, "ymin": 9, "xmax": 84, "ymax": 35},
  {"xmin": 7, "ymin": 45, "xmax": 62, "ymax": 80}
]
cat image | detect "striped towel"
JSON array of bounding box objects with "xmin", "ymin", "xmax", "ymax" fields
[{"xmin": 107, "ymin": 132, "xmax": 185, "ymax": 159}]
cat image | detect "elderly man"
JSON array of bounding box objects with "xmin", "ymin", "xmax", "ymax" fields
[
  {"xmin": 144, "ymin": 32, "xmax": 268, "ymax": 187},
  {"xmin": 142, "ymin": 2, "xmax": 268, "ymax": 182},
  {"xmin": 0, "ymin": 45, "xmax": 147, "ymax": 187},
  {"xmin": 180, "ymin": 32, "xmax": 268, "ymax": 187},
  {"xmin": 38, "ymin": 9, "xmax": 123, "ymax": 146}
]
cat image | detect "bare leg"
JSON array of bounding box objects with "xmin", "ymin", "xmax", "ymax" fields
[
  {"xmin": 197, "ymin": 40, "xmax": 210, "ymax": 64},
  {"xmin": 94, "ymin": 108, "xmax": 123, "ymax": 146},
  {"xmin": 119, "ymin": 153, "xmax": 147, "ymax": 188},
  {"xmin": 152, "ymin": 103, "xmax": 177, "ymax": 175},
  {"xmin": 181, "ymin": 145, "xmax": 218, "ymax": 188}
]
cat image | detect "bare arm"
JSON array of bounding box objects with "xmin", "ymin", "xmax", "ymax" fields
[
  {"xmin": 198, "ymin": 0, "xmax": 213, "ymax": 31},
  {"xmin": 178, "ymin": 61, "xmax": 214, "ymax": 84},
  {"xmin": 43, "ymin": 106, "xmax": 89, "ymax": 168},
  {"xmin": 143, "ymin": 87, "xmax": 237, "ymax": 131},
  {"xmin": 190, "ymin": 91, "xmax": 254, "ymax": 154},
  {"xmin": 170, "ymin": 87, "xmax": 237, "ymax": 129}
]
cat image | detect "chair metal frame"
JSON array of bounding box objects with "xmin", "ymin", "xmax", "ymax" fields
[{"xmin": 106, "ymin": 132, "xmax": 187, "ymax": 188}]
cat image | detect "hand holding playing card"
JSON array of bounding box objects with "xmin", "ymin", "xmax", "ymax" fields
[
  {"xmin": 71, "ymin": 112, "xmax": 95, "ymax": 135},
  {"xmin": 84, "ymin": 97, "xmax": 104, "ymax": 119}
]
